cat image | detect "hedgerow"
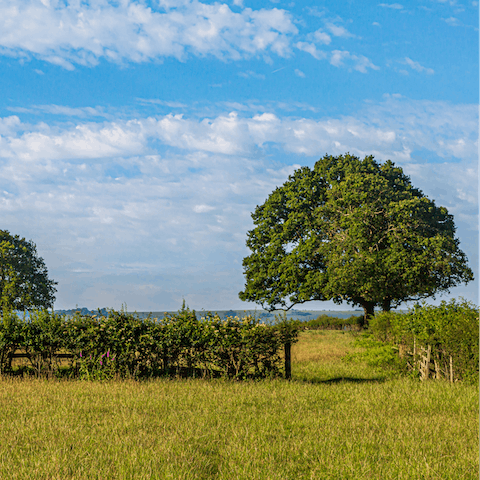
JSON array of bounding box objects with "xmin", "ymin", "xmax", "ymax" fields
[
  {"xmin": 302, "ymin": 314, "xmax": 363, "ymax": 330},
  {"xmin": 0, "ymin": 304, "xmax": 299, "ymax": 380},
  {"xmin": 368, "ymin": 298, "xmax": 478, "ymax": 382}
]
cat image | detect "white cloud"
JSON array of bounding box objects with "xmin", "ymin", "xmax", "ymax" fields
[
  {"xmin": 325, "ymin": 22, "xmax": 355, "ymax": 38},
  {"xmin": 0, "ymin": 1, "xmax": 385, "ymax": 75},
  {"xmin": 1, "ymin": 97, "xmax": 476, "ymax": 309},
  {"xmin": 2, "ymin": 97, "xmax": 476, "ymax": 165},
  {"xmin": 295, "ymin": 42, "xmax": 327, "ymax": 60},
  {"xmin": 193, "ymin": 204, "xmax": 215, "ymax": 213},
  {"xmin": 443, "ymin": 16, "xmax": 462, "ymax": 26},
  {"xmin": 238, "ymin": 70, "xmax": 266, "ymax": 80},
  {"xmin": 330, "ymin": 50, "xmax": 379, "ymax": 73},
  {"xmin": 294, "ymin": 69, "xmax": 305, "ymax": 77},
  {"xmin": 8, "ymin": 104, "xmax": 108, "ymax": 118},
  {"xmin": 0, "ymin": 0, "xmax": 298, "ymax": 67},
  {"xmin": 313, "ymin": 29, "xmax": 331, "ymax": 45},
  {"xmin": 136, "ymin": 98, "xmax": 188, "ymax": 109},
  {"xmin": 404, "ymin": 57, "xmax": 435, "ymax": 74},
  {"xmin": 330, "ymin": 50, "xmax": 350, "ymax": 67},
  {"xmin": 379, "ymin": 3, "xmax": 404, "ymax": 9}
]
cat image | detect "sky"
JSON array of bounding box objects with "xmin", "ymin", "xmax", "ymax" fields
[{"xmin": 0, "ymin": 0, "xmax": 478, "ymax": 312}]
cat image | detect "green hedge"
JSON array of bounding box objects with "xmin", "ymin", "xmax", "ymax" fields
[
  {"xmin": 303, "ymin": 314, "xmax": 363, "ymax": 330},
  {"xmin": 369, "ymin": 299, "xmax": 479, "ymax": 382},
  {"xmin": 0, "ymin": 305, "xmax": 299, "ymax": 380}
]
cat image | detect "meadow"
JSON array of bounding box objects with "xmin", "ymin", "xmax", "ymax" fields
[{"xmin": 0, "ymin": 330, "xmax": 477, "ymax": 479}]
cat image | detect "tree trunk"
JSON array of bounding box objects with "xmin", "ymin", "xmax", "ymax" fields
[
  {"xmin": 381, "ymin": 299, "xmax": 391, "ymax": 312},
  {"xmin": 360, "ymin": 301, "xmax": 375, "ymax": 328}
]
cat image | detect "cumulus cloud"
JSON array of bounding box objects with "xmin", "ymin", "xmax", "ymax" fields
[
  {"xmin": 443, "ymin": 16, "xmax": 462, "ymax": 26},
  {"xmin": 1, "ymin": 97, "xmax": 476, "ymax": 165},
  {"xmin": 0, "ymin": 96, "xmax": 476, "ymax": 309},
  {"xmin": 330, "ymin": 50, "xmax": 379, "ymax": 72},
  {"xmin": 0, "ymin": 0, "xmax": 298, "ymax": 67},
  {"xmin": 0, "ymin": 1, "xmax": 383, "ymax": 75},
  {"xmin": 325, "ymin": 22, "xmax": 355, "ymax": 38},
  {"xmin": 313, "ymin": 29, "xmax": 331, "ymax": 45}
]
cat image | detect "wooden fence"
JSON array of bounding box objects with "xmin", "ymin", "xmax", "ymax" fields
[{"xmin": 399, "ymin": 341, "xmax": 455, "ymax": 382}]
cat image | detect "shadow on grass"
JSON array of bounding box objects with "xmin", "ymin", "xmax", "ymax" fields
[{"xmin": 293, "ymin": 376, "xmax": 388, "ymax": 385}]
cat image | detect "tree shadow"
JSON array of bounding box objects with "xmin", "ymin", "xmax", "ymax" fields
[{"xmin": 294, "ymin": 376, "xmax": 388, "ymax": 385}]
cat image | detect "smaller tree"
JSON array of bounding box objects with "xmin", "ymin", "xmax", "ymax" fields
[{"xmin": 0, "ymin": 231, "xmax": 57, "ymax": 315}]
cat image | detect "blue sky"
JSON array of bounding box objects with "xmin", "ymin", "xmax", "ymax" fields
[{"xmin": 0, "ymin": 0, "xmax": 478, "ymax": 311}]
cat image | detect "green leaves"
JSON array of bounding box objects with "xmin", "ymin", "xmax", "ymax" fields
[
  {"xmin": 0, "ymin": 307, "xmax": 299, "ymax": 380},
  {"xmin": 239, "ymin": 153, "xmax": 474, "ymax": 322},
  {"xmin": 369, "ymin": 299, "xmax": 479, "ymax": 381}
]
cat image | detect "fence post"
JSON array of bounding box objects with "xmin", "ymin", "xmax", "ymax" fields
[
  {"xmin": 284, "ymin": 341, "xmax": 291, "ymax": 380},
  {"xmin": 420, "ymin": 345, "xmax": 432, "ymax": 381},
  {"xmin": 449, "ymin": 355, "xmax": 454, "ymax": 383}
]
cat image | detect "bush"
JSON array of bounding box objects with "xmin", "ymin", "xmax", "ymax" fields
[
  {"xmin": 369, "ymin": 299, "xmax": 479, "ymax": 382},
  {"xmin": 303, "ymin": 314, "xmax": 363, "ymax": 330},
  {"xmin": 0, "ymin": 304, "xmax": 299, "ymax": 380}
]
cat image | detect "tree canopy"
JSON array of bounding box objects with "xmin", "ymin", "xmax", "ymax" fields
[
  {"xmin": 0, "ymin": 230, "xmax": 57, "ymax": 314},
  {"xmin": 239, "ymin": 154, "xmax": 474, "ymax": 324}
]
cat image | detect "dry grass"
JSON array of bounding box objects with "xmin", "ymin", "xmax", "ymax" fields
[
  {"xmin": 292, "ymin": 330, "xmax": 354, "ymax": 363},
  {"xmin": 0, "ymin": 331, "xmax": 477, "ymax": 479}
]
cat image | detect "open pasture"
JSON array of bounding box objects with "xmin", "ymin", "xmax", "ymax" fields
[{"xmin": 0, "ymin": 330, "xmax": 477, "ymax": 479}]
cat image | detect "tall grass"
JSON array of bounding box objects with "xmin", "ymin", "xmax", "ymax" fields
[{"xmin": 0, "ymin": 331, "xmax": 477, "ymax": 479}]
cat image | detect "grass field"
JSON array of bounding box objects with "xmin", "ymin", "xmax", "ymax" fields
[{"xmin": 0, "ymin": 330, "xmax": 477, "ymax": 479}]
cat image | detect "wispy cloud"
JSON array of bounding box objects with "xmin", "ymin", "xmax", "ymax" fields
[
  {"xmin": 238, "ymin": 70, "xmax": 266, "ymax": 80},
  {"xmin": 404, "ymin": 57, "xmax": 435, "ymax": 74},
  {"xmin": 8, "ymin": 104, "xmax": 108, "ymax": 118},
  {"xmin": 295, "ymin": 42, "xmax": 327, "ymax": 60},
  {"xmin": 379, "ymin": 3, "xmax": 404, "ymax": 9}
]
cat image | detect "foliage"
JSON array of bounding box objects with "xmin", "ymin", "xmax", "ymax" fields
[
  {"xmin": 369, "ymin": 298, "xmax": 479, "ymax": 382},
  {"xmin": 0, "ymin": 230, "xmax": 57, "ymax": 315},
  {"xmin": 343, "ymin": 334, "xmax": 404, "ymax": 373},
  {"xmin": 302, "ymin": 314, "xmax": 363, "ymax": 330},
  {"xmin": 239, "ymin": 154, "xmax": 473, "ymax": 324},
  {"xmin": 0, "ymin": 304, "xmax": 299, "ymax": 380}
]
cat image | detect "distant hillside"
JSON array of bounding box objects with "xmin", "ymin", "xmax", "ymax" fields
[{"xmin": 54, "ymin": 307, "xmax": 363, "ymax": 322}]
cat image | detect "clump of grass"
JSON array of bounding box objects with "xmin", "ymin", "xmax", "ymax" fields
[{"xmin": 0, "ymin": 331, "xmax": 477, "ymax": 479}]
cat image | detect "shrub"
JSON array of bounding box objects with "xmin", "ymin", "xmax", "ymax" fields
[
  {"xmin": 303, "ymin": 314, "xmax": 363, "ymax": 330},
  {"xmin": 369, "ymin": 299, "xmax": 479, "ymax": 382},
  {"xmin": 0, "ymin": 304, "xmax": 299, "ymax": 380}
]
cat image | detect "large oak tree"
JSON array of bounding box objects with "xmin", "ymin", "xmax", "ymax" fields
[
  {"xmin": 239, "ymin": 154, "xmax": 474, "ymax": 325},
  {"xmin": 0, "ymin": 231, "xmax": 57, "ymax": 315}
]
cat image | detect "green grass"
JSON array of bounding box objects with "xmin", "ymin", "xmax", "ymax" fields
[{"xmin": 0, "ymin": 331, "xmax": 477, "ymax": 479}]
